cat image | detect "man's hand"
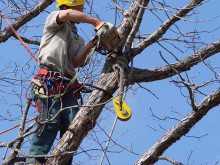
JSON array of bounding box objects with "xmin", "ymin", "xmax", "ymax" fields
[
  {"xmin": 88, "ymin": 35, "xmax": 98, "ymax": 48},
  {"xmin": 94, "ymin": 21, "xmax": 105, "ymax": 31}
]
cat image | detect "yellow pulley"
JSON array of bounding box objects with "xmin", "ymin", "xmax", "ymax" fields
[{"xmin": 113, "ymin": 96, "xmax": 132, "ymax": 121}]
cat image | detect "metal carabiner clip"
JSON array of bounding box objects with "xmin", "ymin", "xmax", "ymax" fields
[
  {"xmin": 53, "ymin": 72, "xmax": 62, "ymax": 80},
  {"xmin": 46, "ymin": 78, "xmax": 54, "ymax": 91}
]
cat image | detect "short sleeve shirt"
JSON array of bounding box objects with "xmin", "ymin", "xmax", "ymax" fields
[{"xmin": 38, "ymin": 11, "xmax": 85, "ymax": 77}]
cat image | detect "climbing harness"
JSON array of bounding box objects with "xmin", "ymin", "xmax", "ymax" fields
[
  {"xmin": 31, "ymin": 68, "xmax": 83, "ymax": 99},
  {"xmin": 0, "ymin": 117, "xmax": 37, "ymax": 135}
]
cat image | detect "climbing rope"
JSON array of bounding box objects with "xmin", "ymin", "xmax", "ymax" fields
[
  {"xmin": 0, "ymin": 117, "xmax": 37, "ymax": 135},
  {"xmin": 0, "ymin": 11, "xmax": 38, "ymax": 63},
  {"xmin": 0, "ymin": 11, "xmax": 39, "ymax": 135},
  {"xmin": 99, "ymin": 115, "xmax": 118, "ymax": 165},
  {"xmin": 113, "ymin": 55, "xmax": 130, "ymax": 110},
  {"xmin": 99, "ymin": 54, "xmax": 133, "ymax": 164}
]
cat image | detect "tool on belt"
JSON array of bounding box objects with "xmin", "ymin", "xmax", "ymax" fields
[{"xmin": 30, "ymin": 68, "xmax": 83, "ymax": 136}]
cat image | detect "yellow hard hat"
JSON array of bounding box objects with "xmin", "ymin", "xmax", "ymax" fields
[{"xmin": 56, "ymin": 0, "xmax": 85, "ymax": 8}]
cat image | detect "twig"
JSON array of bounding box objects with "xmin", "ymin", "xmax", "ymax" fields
[{"xmin": 159, "ymin": 156, "xmax": 184, "ymax": 165}]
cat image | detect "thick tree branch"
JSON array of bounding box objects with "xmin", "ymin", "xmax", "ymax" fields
[
  {"xmin": 134, "ymin": 87, "xmax": 220, "ymax": 165},
  {"xmin": 125, "ymin": 0, "xmax": 149, "ymax": 52},
  {"xmin": 116, "ymin": 0, "xmax": 148, "ymax": 49},
  {"xmin": 14, "ymin": 35, "xmax": 40, "ymax": 46},
  {"xmin": 132, "ymin": 39, "xmax": 220, "ymax": 83},
  {"xmin": 132, "ymin": 0, "xmax": 205, "ymax": 56},
  {"xmin": 0, "ymin": 0, "xmax": 54, "ymax": 43}
]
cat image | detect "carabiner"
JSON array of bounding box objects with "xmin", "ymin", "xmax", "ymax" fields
[
  {"xmin": 53, "ymin": 72, "xmax": 62, "ymax": 80},
  {"xmin": 46, "ymin": 78, "xmax": 54, "ymax": 91}
]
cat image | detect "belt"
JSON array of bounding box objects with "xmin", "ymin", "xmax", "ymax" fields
[
  {"xmin": 34, "ymin": 67, "xmax": 82, "ymax": 99},
  {"xmin": 39, "ymin": 65, "xmax": 73, "ymax": 80}
]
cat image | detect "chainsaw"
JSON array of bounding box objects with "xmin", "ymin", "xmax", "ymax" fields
[{"xmin": 94, "ymin": 22, "xmax": 121, "ymax": 54}]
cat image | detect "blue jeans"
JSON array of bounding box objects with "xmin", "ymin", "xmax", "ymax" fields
[{"xmin": 26, "ymin": 95, "xmax": 79, "ymax": 165}]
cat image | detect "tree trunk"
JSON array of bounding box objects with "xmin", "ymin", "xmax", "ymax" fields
[
  {"xmin": 46, "ymin": 72, "xmax": 118, "ymax": 164},
  {"xmin": 46, "ymin": 0, "xmax": 146, "ymax": 163}
]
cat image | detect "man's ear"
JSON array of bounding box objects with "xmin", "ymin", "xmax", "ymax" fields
[
  {"xmin": 60, "ymin": 5, "xmax": 69, "ymax": 10},
  {"xmin": 63, "ymin": 6, "xmax": 68, "ymax": 10}
]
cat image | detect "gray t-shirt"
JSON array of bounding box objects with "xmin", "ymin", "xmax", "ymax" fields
[{"xmin": 38, "ymin": 11, "xmax": 85, "ymax": 77}]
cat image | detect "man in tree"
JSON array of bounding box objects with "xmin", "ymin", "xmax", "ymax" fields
[{"xmin": 26, "ymin": 0, "xmax": 103, "ymax": 164}]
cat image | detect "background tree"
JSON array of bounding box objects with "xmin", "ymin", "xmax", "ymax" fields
[{"xmin": 0, "ymin": 0, "xmax": 220, "ymax": 165}]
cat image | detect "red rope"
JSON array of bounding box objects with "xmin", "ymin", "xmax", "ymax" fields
[
  {"xmin": 25, "ymin": 82, "xmax": 36, "ymax": 107},
  {"xmin": 0, "ymin": 11, "xmax": 39, "ymax": 134},
  {"xmin": 0, "ymin": 83, "xmax": 37, "ymax": 134},
  {"xmin": 0, "ymin": 11, "xmax": 38, "ymax": 63},
  {"xmin": 0, "ymin": 117, "xmax": 37, "ymax": 134}
]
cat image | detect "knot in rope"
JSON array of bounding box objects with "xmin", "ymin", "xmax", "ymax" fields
[{"xmin": 113, "ymin": 55, "xmax": 132, "ymax": 110}]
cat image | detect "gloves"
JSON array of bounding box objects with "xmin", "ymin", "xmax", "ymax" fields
[{"xmin": 94, "ymin": 21, "xmax": 105, "ymax": 31}]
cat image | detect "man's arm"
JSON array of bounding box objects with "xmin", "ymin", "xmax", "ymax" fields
[
  {"xmin": 72, "ymin": 38, "xmax": 96, "ymax": 68},
  {"xmin": 57, "ymin": 9, "xmax": 98, "ymax": 26}
]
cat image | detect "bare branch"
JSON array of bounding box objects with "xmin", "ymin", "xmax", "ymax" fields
[
  {"xmin": 132, "ymin": 39, "xmax": 220, "ymax": 83},
  {"xmin": 133, "ymin": 0, "xmax": 205, "ymax": 56},
  {"xmin": 158, "ymin": 156, "xmax": 184, "ymax": 165},
  {"xmin": 134, "ymin": 87, "xmax": 220, "ymax": 165},
  {"xmin": 0, "ymin": 0, "xmax": 54, "ymax": 43},
  {"xmin": 13, "ymin": 35, "xmax": 40, "ymax": 46}
]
